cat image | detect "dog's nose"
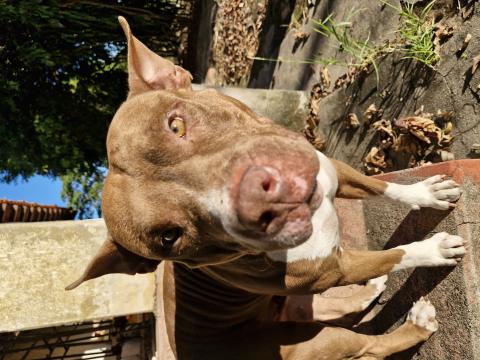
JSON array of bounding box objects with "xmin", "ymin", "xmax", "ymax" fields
[
  {"xmin": 236, "ymin": 166, "xmax": 294, "ymax": 234},
  {"xmin": 240, "ymin": 166, "xmax": 282, "ymax": 200}
]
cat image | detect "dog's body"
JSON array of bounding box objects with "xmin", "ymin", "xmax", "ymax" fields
[{"xmin": 67, "ymin": 17, "xmax": 466, "ymax": 359}]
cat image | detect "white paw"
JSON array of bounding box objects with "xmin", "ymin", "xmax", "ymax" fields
[
  {"xmin": 362, "ymin": 275, "xmax": 388, "ymax": 310},
  {"xmin": 385, "ymin": 175, "xmax": 462, "ymax": 210},
  {"xmin": 412, "ymin": 175, "xmax": 462, "ymax": 210},
  {"xmin": 394, "ymin": 232, "xmax": 466, "ymax": 270},
  {"xmin": 407, "ymin": 297, "xmax": 438, "ymax": 332}
]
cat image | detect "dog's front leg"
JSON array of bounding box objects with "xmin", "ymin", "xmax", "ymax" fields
[
  {"xmin": 284, "ymin": 231, "xmax": 465, "ymax": 292},
  {"xmin": 336, "ymin": 232, "xmax": 466, "ymax": 286},
  {"xmin": 331, "ymin": 158, "xmax": 462, "ymax": 209}
]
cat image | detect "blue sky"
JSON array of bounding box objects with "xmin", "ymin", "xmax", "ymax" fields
[{"xmin": 0, "ymin": 175, "xmax": 66, "ymax": 206}]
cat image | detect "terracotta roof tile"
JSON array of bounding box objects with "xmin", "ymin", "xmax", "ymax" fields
[{"xmin": 0, "ymin": 200, "xmax": 76, "ymax": 223}]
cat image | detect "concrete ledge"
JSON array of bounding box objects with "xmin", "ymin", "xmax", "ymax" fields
[
  {"xmin": 0, "ymin": 219, "xmax": 155, "ymax": 332},
  {"xmin": 336, "ymin": 159, "xmax": 480, "ymax": 359},
  {"xmin": 192, "ymin": 85, "xmax": 309, "ymax": 131}
]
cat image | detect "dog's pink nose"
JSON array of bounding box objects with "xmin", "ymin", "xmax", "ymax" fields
[
  {"xmin": 236, "ymin": 166, "xmax": 301, "ymax": 234},
  {"xmin": 241, "ymin": 166, "xmax": 282, "ymax": 199}
]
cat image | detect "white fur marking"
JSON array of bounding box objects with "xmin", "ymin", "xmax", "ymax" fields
[
  {"xmin": 198, "ymin": 151, "xmax": 342, "ymax": 261},
  {"xmin": 407, "ymin": 297, "xmax": 438, "ymax": 332},
  {"xmin": 384, "ymin": 175, "xmax": 461, "ymax": 210},
  {"xmin": 393, "ymin": 232, "xmax": 465, "ymax": 271},
  {"xmin": 197, "ymin": 187, "xmax": 303, "ymax": 249},
  {"xmin": 196, "ymin": 188, "xmax": 249, "ymax": 243},
  {"xmin": 361, "ymin": 275, "xmax": 388, "ymax": 310}
]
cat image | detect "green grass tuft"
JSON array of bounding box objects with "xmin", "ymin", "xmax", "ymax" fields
[{"xmin": 381, "ymin": 0, "xmax": 439, "ymax": 68}]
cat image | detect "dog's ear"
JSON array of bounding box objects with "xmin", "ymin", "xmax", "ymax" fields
[
  {"xmin": 65, "ymin": 234, "xmax": 160, "ymax": 290},
  {"xmin": 118, "ymin": 16, "xmax": 192, "ymax": 96}
]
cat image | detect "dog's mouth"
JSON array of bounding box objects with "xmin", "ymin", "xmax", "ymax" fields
[
  {"xmin": 227, "ymin": 142, "xmax": 321, "ymax": 251},
  {"xmin": 233, "ymin": 178, "xmax": 323, "ymax": 251},
  {"xmin": 259, "ymin": 178, "xmax": 319, "ymax": 232}
]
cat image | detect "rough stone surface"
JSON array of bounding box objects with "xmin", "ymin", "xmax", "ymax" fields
[
  {"xmin": 192, "ymin": 85, "xmax": 309, "ymax": 131},
  {"xmin": 0, "ymin": 219, "xmax": 155, "ymax": 332},
  {"xmin": 250, "ymin": 0, "xmax": 401, "ymax": 90},
  {"xmin": 336, "ymin": 160, "xmax": 480, "ymax": 359},
  {"xmin": 249, "ymin": 1, "xmax": 480, "ymax": 165},
  {"xmin": 318, "ymin": 32, "xmax": 480, "ymax": 169}
]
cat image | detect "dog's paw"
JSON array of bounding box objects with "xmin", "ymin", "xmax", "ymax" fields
[
  {"xmin": 362, "ymin": 275, "xmax": 388, "ymax": 310},
  {"xmin": 425, "ymin": 232, "xmax": 466, "ymax": 266},
  {"xmin": 407, "ymin": 297, "xmax": 438, "ymax": 333},
  {"xmin": 411, "ymin": 175, "xmax": 462, "ymax": 210},
  {"xmin": 395, "ymin": 232, "xmax": 466, "ymax": 270},
  {"xmin": 386, "ymin": 175, "xmax": 462, "ymax": 210}
]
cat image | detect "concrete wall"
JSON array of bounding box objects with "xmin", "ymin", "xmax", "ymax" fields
[
  {"xmin": 0, "ymin": 219, "xmax": 155, "ymax": 332},
  {"xmin": 336, "ymin": 160, "xmax": 480, "ymax": 359},
  {"xmin": 192, "ymin": 85, "xmax": 308, "ymax": 131}
]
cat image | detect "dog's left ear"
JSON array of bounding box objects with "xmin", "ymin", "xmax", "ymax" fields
[
  {"xmin": 65, "ymin": 234, "xmax": 160, "ymax": 290},
  {"xmin": 118, "ymin": 16, "xmax": 192, "ymax": 96}
]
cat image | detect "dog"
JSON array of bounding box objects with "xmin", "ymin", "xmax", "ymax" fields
[{"xmin": 67, "ymin": 17, "xmax": 466, "ymax": 359}]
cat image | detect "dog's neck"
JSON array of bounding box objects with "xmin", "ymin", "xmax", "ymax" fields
[
  {"xmin": 163, "ymin": 261, "xmax": 277, "ymax": 345},
  {"xmin": 163, "ymin": 250, "xmax": 344, "ymax": 350}
]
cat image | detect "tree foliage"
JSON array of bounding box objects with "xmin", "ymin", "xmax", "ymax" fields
[
  {"xmin": 61, "ymin": 167, "xmax": 105, "ymax": 219},
  {"xmin": 0, "ymin": 0, "xmax": 191, "ymax": 217}
]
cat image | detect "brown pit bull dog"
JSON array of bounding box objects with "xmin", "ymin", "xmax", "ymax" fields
[{"xmin": 67, "ymin": 17, "xmax": 466, "ymax": 360}]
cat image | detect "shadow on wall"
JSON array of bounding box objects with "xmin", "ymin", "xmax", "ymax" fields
[
  {"xmin": 322, "ymin": 53, "xmax": 437, "ymax": 170},
  {"xmin": 248, "ymin": 0, "xmax": 297, "ymax": 88}
]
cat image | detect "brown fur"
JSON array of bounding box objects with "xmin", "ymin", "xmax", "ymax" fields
[
  {"xmin": 66, "ymin": 17, "xmax": 440, "ymax": 359},
  {"xmin": 332, "ymin": 159, "xmax": 388, "ymax": 199}
]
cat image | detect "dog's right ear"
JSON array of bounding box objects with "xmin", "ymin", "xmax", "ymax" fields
[
  {"xmin": 118, "ymin": 16, "xmax": 192, "ymax": 97},
  {"xmin": 65, "ymin": 234, "xmax": 160, "ymax": 290}
]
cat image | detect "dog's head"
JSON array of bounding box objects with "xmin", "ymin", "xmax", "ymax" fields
[{"xmin": 67, "ymin": 17, "xmax": 321, "ymax": 289}]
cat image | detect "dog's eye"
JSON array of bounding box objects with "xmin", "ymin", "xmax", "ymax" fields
[
  {"xmin": 161, "ymin": 227, "xmax": 182, "ymax": 245},
  {"xmin": 169, "ymin": 117, "xmax": 186, "ymax": 138}
]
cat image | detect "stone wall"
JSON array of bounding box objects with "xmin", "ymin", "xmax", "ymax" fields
[
  {"xmin": 336, "ymin": 160, "xmax": 480, "ymax": 359},
  {"xmin": 0, "ymin": 219, "xmax": 154, "ymax": 332},
  {"xmin": 250, "ymin": 0, "xmax": 480, "ymax": 167}
]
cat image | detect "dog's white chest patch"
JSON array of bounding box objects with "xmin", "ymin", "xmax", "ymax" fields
[{"xmin": 267, "ymin": 152, "xmax": 340, "ymax": 263}]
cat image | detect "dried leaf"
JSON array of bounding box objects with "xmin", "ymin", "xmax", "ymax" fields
[
  {"xmin": 443, "ymin": 121, "xmax": 453, "ymax": 134},
  {"xmin": 440, "ymin": 134, "xmax": 454, "ymax": 146},
  {"xmin": 334, "ymin": 73, "xmax": 349, "ymax": 89},
  {"xmin": 458, "ymin": 33, "xmax": 472, "ymax": 53},
  {"xmin": 394, "ymin": 116, "xmax": 444, "ymax": 144},
  {"xmin": 392, "ymin": 133, "xmax": 418, "ymax": 154},
  {"xmin": 364, "ymin": 146, "xmax": 387, "ymax": 169},
  {"xmin": 461, "ymin": 4, "xmax": 474, "ymax": 20},
  {"xmin": 372, "ymin": 119, "xmax": 395, "ymax": 138},
  {"xmin": 438, "ymin": 150, "xmax": 455, "ymax": 161},
  {"xmin": 293, "ymin": 30, "xmax": 309, "ymax": 40},
  {"xmin": 433, "ymin": 24, "xmax": 454, "ymax": 50},
  {"xmin": 470, "ymin": 143, "xmax": 480, "ymax": 154},
  {"xmin": 472, "ymin": 54, "xmax": 480, "ymax": 75},
  {"xmin": 320, "ymin": 67, "xmax": 331, "ymax": 89},
  {"xmin": 313, "ymin": 137, "xmax": 327, "ymax": 151},
  {"xmin": 433, "ymin": 110, "xmax": 454, "ymax": 124},
  {"xmin": 346, "ymin": 113, "xmax": 360, "ymax": 129},
  {"xmin": 364, "ymin": 164, "xmax": 383, "ymax": 175},
  {"xmin": 304, "ymin": 81, "xmax": 328, "ymax": 150},
  {"xmin": 364, "ymin": 104, "xmax": 383, "ymax": 124},
  {"xmin": 364, "ymin": 108, "xmax": 456, "ymax": 175},
  {"xmin": 309, "ymin": 84, "xmax": 324, "ymax": 117}
]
